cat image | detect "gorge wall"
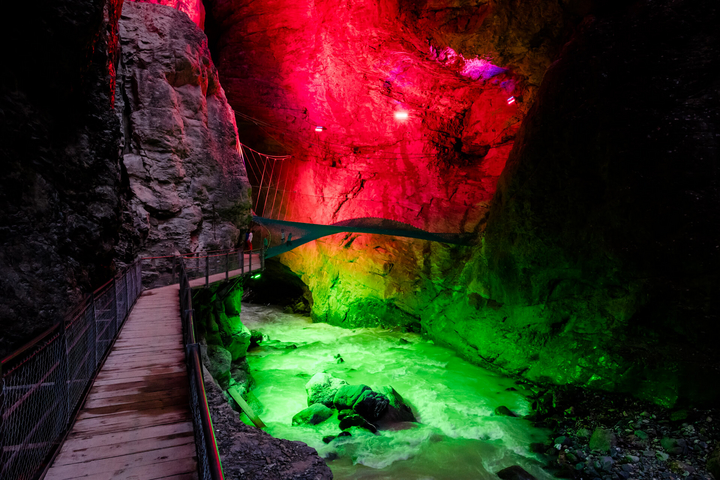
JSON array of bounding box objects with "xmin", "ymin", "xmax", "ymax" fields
[
  {"xmin": 206, "ymin": 0, "xmax": 720, "ymax": 406},
  {"xmin": 0, "ymin": 0, "xmax": 124, "ymax": 357},
  {"xmin": 116, "ymin": 2, "xmax": 251, "ymax": 285}
]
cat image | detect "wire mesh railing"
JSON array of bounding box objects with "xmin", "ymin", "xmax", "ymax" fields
[
  {"xmin": 0, "ymin": 246, "xmax": 263, "ymax": 480},
  {"xmin": 178, "ymin": 257, "xmax": 224, "ymax": 480},
  {"xmin": 0, "ymin": 261, "xmax": 142, "ymax": 480}
]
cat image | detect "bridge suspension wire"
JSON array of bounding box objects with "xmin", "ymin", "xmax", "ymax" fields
[{"xmin": 238, "ymin": 142, "xmax": 292, "ymax": 219}]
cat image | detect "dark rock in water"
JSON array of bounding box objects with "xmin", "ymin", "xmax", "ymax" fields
[
  {"xmin": 373, "ymin": 385, "xmax": 416, "ymax": 423},
  {"xmin": 660, "ymin": 437, "xmax": 686, "ymax": 455},
  {"xmin": 495, "ymin": 406, "xmax": 518, "ymax": 417},
  {"xmin": 292, "ymin": 404, "xmax": 333, "ymax": 426},
  {"xmin": 339, "ymin": 412, "xmax": 377, "ymax": 433},
  {"xmin": 249, "ymin": 330, "xmax": 267, "ymax": 348},
  {"xmin": 334, "ymin": 384, "xmax": 371, "ymax": 411},
  {"xmin": 306, "ymin": 373, "xmax": 348, "ymax": 407},
  {"xmin": 589, "ymin": 428, "xmax": 616, "ymax": 452},
  {"xmin": 322, "ymin": 435, "xmax": 336, "ymax": 444},
  {"xmin": 336, "ymin": 357, "xmax": 344, "ymax": 364},
  {"xmin": 338, "ymin": 431, "xmax": 351, "ymax": 437},
  {"xmin": 496, "ymin": 465, "xmax": 537, "ymax": 480},
  {"xmin": 530, "ymin": 442, "xmax": 547, "ymax": 454},
  {"xmin": 353, "ymin": 390, "xmax": 389, "ymax": 421},
  {"xmin": 399, "ymin": 338, "xmax": 409, "ymax": 344}
]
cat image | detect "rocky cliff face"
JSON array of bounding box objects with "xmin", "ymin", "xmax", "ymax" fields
[
  {"xmin": 0, "ymin": 0, "xmax": 124, "ymax": 357},
  {"xmin": 127, "ymin": 0, "xmax": 205, "ymax": 29},
  {"xmin": 206, "ymin": 0, "xmax": 720, "ymax": 405},
  {"xmin": 116, "ymin": 2, "xmax": 251, "ymax": 285}
]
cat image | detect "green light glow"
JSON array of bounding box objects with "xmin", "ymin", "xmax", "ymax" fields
[
  {"xmin": 241, "ymin": 304, "xmax": 552, "ymax": 479},
  {"xmin": 251, "ymin": 273, "xmax": 262, "ymax": 279}
]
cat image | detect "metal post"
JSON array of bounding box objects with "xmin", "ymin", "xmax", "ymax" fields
[
  {"xmin": 114, "ymin": 275, "xmax": 120, "ymax": 337},
  {"xmin": 205, "ymin": 255, "xmax": 209, "ymax": 287},
  {"xmin": 91, "ymin": 293, "xmax": 99, "ymax": 369},
  {"xmin": 125, "ymin": 269, "xmax": 130, "ymax": 319},
  {"xmin": 172, "ymin": 256, "xmax": 177, "ymax": 284},
  {"xmin": 225, "ymin": 252, "xmax": 229, "ymax": 280},
  {"xmin": 249, "ymin": 247, "xmax": 252, "ymax": 273},
  {"xmin": 59, "ymin": 318, "xmax": 71, "ymax": 427},
  {"xmin": 261, "ymin": 245, "xmax": 265, "ymax": 271},
  {"xmin": 240, "ymin": 248, "xmax": 244, "ymax": 274}
]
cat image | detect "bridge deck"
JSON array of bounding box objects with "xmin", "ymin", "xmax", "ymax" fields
[{"xmin": 45, "ymin": 262, "xmax": 261, "ymax": 479}]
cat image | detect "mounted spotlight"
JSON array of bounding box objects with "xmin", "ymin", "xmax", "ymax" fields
[
  {"xmin": 394, "ymin": 111, "xmax": 409, "ymax": 120},
  {"xmin": 507, "ymin": 96, "xmax": 516, "ymax": 105},
  {"xmin": 315, "ymin": 126, "xmax": 324, "ymax": 132}
]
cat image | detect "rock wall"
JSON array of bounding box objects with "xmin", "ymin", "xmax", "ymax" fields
[
  {"xmin": 0, "ymin": 0, "xmax": 125, "ymax": 357},
  {"xmin": 116, "ymin": 2, "xmax": 251, "ymax": 285},
  {"xmin": 127, "ymin": 0, "xmax": 205, "ymax": 29},
  {"xmin": 206, "ymin": 0, "xmax": 720, "ymax": 406}
]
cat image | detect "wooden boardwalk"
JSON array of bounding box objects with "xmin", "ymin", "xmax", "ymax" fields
[{"xmin": 45, "ymin": 260, "xmax": 261, "ymax": 480}]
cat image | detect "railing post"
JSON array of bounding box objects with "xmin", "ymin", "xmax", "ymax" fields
[
  {"xmin": 249, "ymin": 248, "xmax": 252, "ymax": 273},
  {"xmin": 124, "ymin": 268, "xmax": 130, "ymax": 318},
  {"xmin": 205, "ymin": 255, "xmax": 209, "ymax": 287},
  {"xmin": 172, "ymin": 256, "xmax": 177, "ymax": 284},
  {"xmin": 225, "ymin": 252, "xmax": 229, "ymax": 280},
  {"xmin": 240, "ymin": 247, "xmax": 244, "ymax": 274},
  {"xmin": 59, "ymin": 318, "xmax": 71, "ymax": 428},
  {"xmin": 261, "ymin": 245, "xmax": 265, "ymax": 271},
  {"xmin": 90, "ymin": 293, "xmax": 99, "ymax": 369},
  {"xmin": 114, "ymin": 274, "xmax": 120, "ymax": 337}
]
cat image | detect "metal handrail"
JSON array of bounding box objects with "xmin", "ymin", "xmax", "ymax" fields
[
  {"xmin": 0, "ymin": 246, "xmax": 265, "ymax": 480},
  {"xmin": 177, "ymin": 257, "xmax": 224, "ymax": 480},
  {"xmin": 0, "ymin": 260, "xmax": 142, "ymax": 480}
]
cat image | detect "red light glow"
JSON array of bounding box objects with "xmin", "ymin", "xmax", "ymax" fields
[
  {"xmin": 315, "ymin": 126, "xmax": 324, "ymax": 132},
  {"xmin": 507, "ymin": 96, "xmax": 516, "ymax": 105},
  {"xmin": 394, "ymin": 111, "xmax": 409, "ymax": 120}
]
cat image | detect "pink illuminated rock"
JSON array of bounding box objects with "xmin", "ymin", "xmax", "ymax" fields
[{"xmin": 128, "ymin": 0, "xmax": 204, "ymax": 29}]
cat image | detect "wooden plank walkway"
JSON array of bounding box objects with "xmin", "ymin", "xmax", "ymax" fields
[{"xmin": 45, "ymin": 257, "xmax": 262, "ymax": 480}]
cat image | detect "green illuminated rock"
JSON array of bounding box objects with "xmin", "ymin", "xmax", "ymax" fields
[
  {"xmin": 373, "ymin": 385, "xmax": 416, "ymax": 422},
  {"xmin": 589, "ymin": 428, "xmax": 616, "ymax": 453},
  {"xmin": 306, "ymin": 373, "xmax": 348, "ymax": 407},
  {"xmin": 338, "ymin": 410, "xmax": 377, "ymax": 433},
  {"xmin": 496, "ymin": 465, "xmax": 537, "ymax": 480},
  {"xmin": 353, "ymin": 390, "xmax": 389, "ymax": 421},
  {"xmin": 292, "ymin": 404, "xmax": 333, "ymax": 426},
  {"xmin": 333, "ymin": 384, "xmax": 371, "ymax": 411}
]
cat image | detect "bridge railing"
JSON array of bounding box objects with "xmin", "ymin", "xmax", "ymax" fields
[
  {"xmin": 0, "ymin": 247, "xmax": 263, "ymax": 480},
  {"xmin": 0, "ymin": 261, "xmax": 142, "ymax": 480},
  {"xmin": 178, "ymin": 257, "xmax": 225, "ymax": 480}
]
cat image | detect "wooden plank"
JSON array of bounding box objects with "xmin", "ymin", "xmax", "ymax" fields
[
  {"xmin": 84, "ymin": 390, "xmax": 188, "ymax": 409},
  {"xmin": 71, "ymin": 409, "xmax": 191, "ymax": 435},
  {"xmin": 65, "ymin": 421, "xmax": 194, "ymax": 447},
  {"xmin": 91, "ymin": 371, "xmax": 187, "ymax": 389},
  {"xmin": 102, "ymin": 356, "xmax": 186, "ymax": 370},
  {"xmin": 77, "ymin": 395, "xmax": 189, "ymax": 418},
  {"xmin": 45, "ymin": 443, "xmax": 197, "ymax": 479},
  {"xmin": 94, "ymin": 365, "xmax": 185, "ymax": 381},
  {"xmin": 228, "ymin": 385, "xmax": 265, "ymax": 428},
  {"xmin": 53, "ymin": 432, "xmax": 195, "ymax": 466}
]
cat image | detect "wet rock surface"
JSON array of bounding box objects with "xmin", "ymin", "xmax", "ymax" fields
[
  {"xmin": 528, "ymin": 385, "xmax": 719, "ymax": 480},
  {"xmin": 203, "ymin": 367, "xmax": 333, "ymax": 480},
  {"xmin": 116, "ymin": 2, "xmax": 251, "ymax": 286},
  {"xmin": 208, "ymin": 0, "xmax": 719, "ymax": 406}
]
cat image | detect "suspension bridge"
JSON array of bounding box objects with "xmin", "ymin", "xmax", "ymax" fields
[{"xmin": 239, "ymin": 142, "xmax": 475, "ymax": 257}]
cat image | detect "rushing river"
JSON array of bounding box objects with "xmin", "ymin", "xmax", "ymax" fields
[{"xmin": 241, "ymin": 303, "xmax": 552, "ymax": 480}]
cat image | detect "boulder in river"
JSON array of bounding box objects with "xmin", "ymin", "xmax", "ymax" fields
[
  {"xmin": 306, "ymin": 373, "xmax": 349, "ymax": 407},
  {"xmin": 338, "ymin": 409, "xmax": 377, "ymax": 433},
  {"xmin": 353, "ymin": 390, "xmax": 389, "ymax": 421},
  {"xmin": 496, "ymin": 465, "xmax": 537, "ymax": 480},
  {"xmin": 333, "ymin": 384, "xmax": 371, "ymax": 411},
  {"xmin": 292, "ymin": 404, "xmax": 333, "ymax": 426},
  {"xmin": 495, "ymin": 406, "xmax": 517, "ymax": 417},
  {"xmin": 373, "ymin": 385, "xmax": 416, "ymax": 423},
  {"xmin": 589, "ymin": 427, "xmax": 616, "ymax": 452}
]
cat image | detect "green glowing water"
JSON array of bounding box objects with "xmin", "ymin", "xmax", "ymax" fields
[{"xmin": 242, "ymin": 303, "xmax": 552, "ymax": 480}]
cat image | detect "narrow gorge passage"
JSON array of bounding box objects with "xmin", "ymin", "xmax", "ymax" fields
[{"xmin": 241, "ymin": 302, "xmax": 550, "ymax": 479}]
